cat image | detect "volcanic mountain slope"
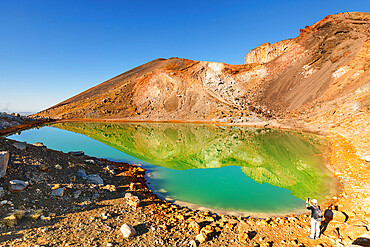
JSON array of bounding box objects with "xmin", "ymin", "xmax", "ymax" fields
[
  {"xmin": 37, "ymin": 57, "xmax": 268, "ymax": 122},
  {"xmin": 37, "ymin": 12, "xmax": 369, "ymax": 125}
]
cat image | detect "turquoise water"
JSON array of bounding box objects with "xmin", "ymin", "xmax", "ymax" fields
[{"xmin": 7, "ymin": 123, "xmax": 337, "ymax": 214}]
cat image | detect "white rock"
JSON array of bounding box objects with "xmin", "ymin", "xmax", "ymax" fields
[
  {"xmin": 120, "ymin": 223, "xmax": 136, "ymax": 238},
  {"xmin": 363, "ymin": 155, "xmax": 370, "ymax": 162},
  {"xmin": 101, "ymin": 212, "xmax": 108, "ymax": 220}
]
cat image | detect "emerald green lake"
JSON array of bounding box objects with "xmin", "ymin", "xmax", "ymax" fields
[{"xmin": 8, "ymin": 122, "xmax": 337, "ymax": 215}]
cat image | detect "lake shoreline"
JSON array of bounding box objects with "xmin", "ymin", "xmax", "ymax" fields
[{"xmin": 0, "ymin": 118, "xmax": 368, "ymax": 246}]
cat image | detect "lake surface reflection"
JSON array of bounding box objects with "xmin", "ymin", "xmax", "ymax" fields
[{"xmin": 9, "ymin": 122, "xmax": 337, "ymax": 214}]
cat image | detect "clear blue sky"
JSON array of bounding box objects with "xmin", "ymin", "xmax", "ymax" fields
[{"xmin": 0, "ymin": 0, "xmax": 368, "ymax": 114}]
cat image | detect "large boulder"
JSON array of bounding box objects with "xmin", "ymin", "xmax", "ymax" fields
[
  {"xmin": 0, "ymin": 151, "xmax": 9, "ymax": 178},
  {"xmin": 324, "ymin": 209, "xmax": 348, "ymax": 223},
  {"xmin": 339, "ymin": 224, "xmax": 368, "ymax": 241}
]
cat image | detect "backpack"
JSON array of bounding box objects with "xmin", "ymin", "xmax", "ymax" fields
[{"xmin": 313, "ymin": 206, "xmax": 323, "ymax": 221}]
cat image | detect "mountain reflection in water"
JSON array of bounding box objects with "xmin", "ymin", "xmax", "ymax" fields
[{"xmin": 53, "ymin": 122, "xmax": 336, "ymax": 201}]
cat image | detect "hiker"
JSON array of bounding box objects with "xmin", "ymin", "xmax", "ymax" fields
[{"xmin": 306, "ymin": 198, "xmax": 323, "ymax": 239}]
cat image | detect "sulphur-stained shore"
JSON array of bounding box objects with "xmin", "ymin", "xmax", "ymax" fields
[{"xmin": 0, "ymin": 117, "xmax": 369, "ymax": 247}]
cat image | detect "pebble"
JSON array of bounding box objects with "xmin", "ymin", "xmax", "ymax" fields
[
  {"xmin": 26, "ymin": 209, "xmax": 43, "ymax": 220},
  {"xmin": 51, "ymin": 187, "xmax": 66, "ymax": 197},
  {"xmin": 363, "ymin": 155, "xmax": 370, "ymax": 162},
  {"xmin": 9, "ymin": 180, "xmax": 29, "ymax": 192},
  {"xmin": 12, "ymin": 142, "xmax": 26, "ymax": 150},
  {"xmin": 0, "ymin": 200, "xmax": 11, "ymax": 205},
  {"xmin": 38, "ymin": 164, "xmax": 49, "ymax": 172},
  {"xmin": 105, "ymin": 165, "xmax": 115, "ymax": 174},
  {"xmin": 0, "ymin": 187, "xmax": 4, "ymax": 198},
  {"xmin": 189, "ymin": 240, "xmax": 198, "ymax": 247},
  {"xmin": 74, "ymin": 190, "xmax": 82, "ymax": 198},
  {"xmin": 126, "ymin": 196, "xmax": 140, "ymax": 208},
  {"xmin": 86, "ymin": 174, "xmax": 104, "ymax": 185},
  {"xmin": 101, "ymin": 212, "xmax": 108, "ymax": 220},
  {"xmin": 33, "ymin": 142, "xmax": 46, "ymax": 147},
  {"xmin": 68, "ymin": 151, "xmax": 84, "ymax": 156},
  {"xmin": 102, "ymin": 184, "xmax": 116, "ymax": 192},
  {"xmin": 195, "ymin": 233, "xmax": 207, "ymax": 243},
  {"xmin": 77, "ymin": 169, "xmax": 87, "ymax": 179}
]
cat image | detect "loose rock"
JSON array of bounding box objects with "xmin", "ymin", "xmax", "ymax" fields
[
  {"xmin": 26, "ymin": 209, "xmax": 43, "ymax": 220},
  {"xmin": 77, "ymin": 169, "xmax": 87, "ymax": 179},
  {"xmin": 9, "ymin": 180, "xmax": 29, "ymax": 192},
  {"xmin": 0, "ymin": 187, "xmax": 5, "ymax": 198},
  {"xmin": 200, "ymin": 225, "xmax": 214, "ymax": 236},
  {"xmin": 129, "ymin": 182, "xmax": 143, "ymax": 190},
  {"xmin": 189, "ymin": 221, "xmax": 201, "ymax": 233},
  {"xmin": 325, "ymin": 210, "xmax": 348, "ymax": 223},
  {"xmin": 33, "ymin": 142, "xmax": 46, "ymax": 147},
  {"xmin": 363, "ymin": 155, "xmax": 370, "ymax": 162},
  {"xmin": 126, "ymin": 196, "xmax": 140, "ymax": 208},
  {"xmin": 0, "ymin": 210, "xmax": 25, "ymax": 227},
  {"xmin": 12, "ymin": 142, "xmax": 26, "ymax": 150},
  {"xmin": 86, "ymin": 174, "xmax": 104, "ymax": 185},
  {"xmin": 195, "ymin": 232, "xmax": 207, "ymax": 243},
  {"xmin": 68, "ymin": 151, "xmax": 84, "ymax": 156},
  {"xmin": 73, "ymin": 190, "xmax": 82, "ymax": 198},
  {"xmin": 120, "ymin": 223, "xmax": 136, "ymax": 238},
  {"xmin": 38, "ymin": 164, "xmax": 49, "ymax": 172},
  {"xmin": 102, "ymin": 184, "xmax": 116, "ymax": 192},
  {"xmin": 105, "ymin": 165, "xmax": 115, "ymax": 174},
  {"xmin": 189, "ymin": 239, "xmax": 198, "ymax": 246},
  {"xmin": 51, "ymin": 187, "xmax": 66, "ymax": 197},
  {"xmin": 0, "ymin": 150, "xmax": 9, "ymax": 177}
]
